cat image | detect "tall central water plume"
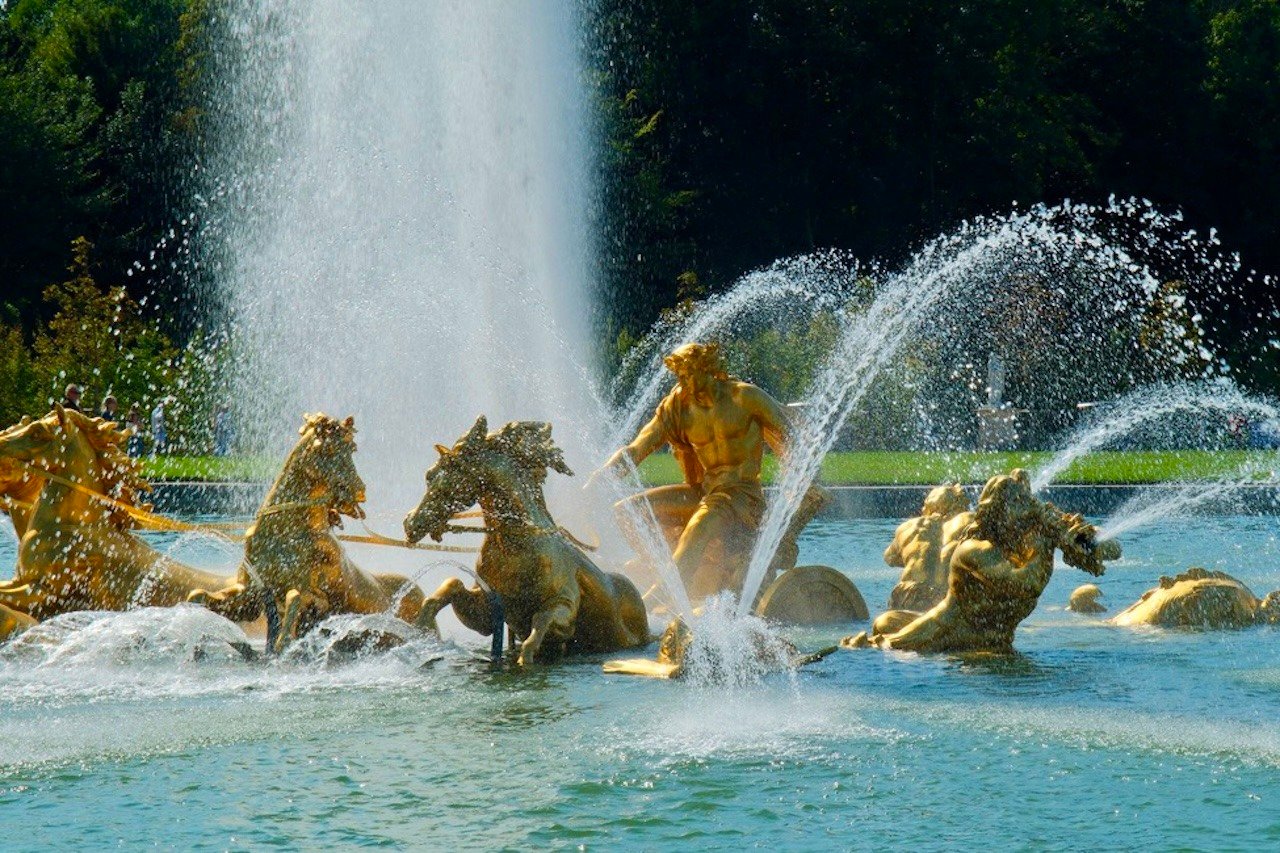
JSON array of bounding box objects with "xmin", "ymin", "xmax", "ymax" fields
[{"xmin": 206, "ymin": 1, "xmax": 605, "ymax": 517}]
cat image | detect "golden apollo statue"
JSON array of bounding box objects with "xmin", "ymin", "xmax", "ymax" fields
[{"xmin": 594, "ymin": 342, "xmax": 825, "ymax": 601}]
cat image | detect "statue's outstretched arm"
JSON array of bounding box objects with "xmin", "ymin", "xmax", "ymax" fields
[{"xmin": 591, "ymin": 413, "xmax": 667, "ymax": 486}]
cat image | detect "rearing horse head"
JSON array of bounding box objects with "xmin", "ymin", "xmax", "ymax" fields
[
  {"xmin": 0, "ymin": 407, "xmax": 145, "ymax": 510},
  {"xmin": 291, "ymin": 413, "xmax": 366, "ymax": 520},
  {"xmin": 0, "ymin": 417, "xmax": 38, "ymax": 488},
  {"xmin": 403, "ymin": 415, "xmax": 572, "ymax": 543}
]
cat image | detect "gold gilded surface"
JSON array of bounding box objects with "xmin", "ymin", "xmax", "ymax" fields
[
  {"xmin": 0, "ymin": 407, "xmax": 239, "ymax": 621},
  {"xmin": 755, "ymin": 565, "xmax": 869, "ymax": 624},
  {"xmin": 190, "ymin": 413, "xmax": 423, "ymax": 652},
  {"xmin": 844, "ymin": 469, "xmax": 1121, "ymax": 654},
  {"xmin": 884, "ymin": 484, "xmax": 971, "ymax": 612},
  {"xmin": 405, "ymin": 416, "xmax": 648, "ymax": 665},
  {"xmin": 1067, "ymin": 583, "xmax": 1107, "ymax": 613},
  {"xmin": 602, "ymin": 615, "xmax": 831, "ymax": 679},
  {"xmin": 1111, "ymin": 567, "xmax": 1280, "ymax": 629},
  {"xmin": 594, "ymin": 342, "xmax": 825, "ymax": 602}
]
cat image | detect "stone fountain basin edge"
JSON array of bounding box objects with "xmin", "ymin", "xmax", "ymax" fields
[{"xmin": 148, "ymin": 482, "xmax": 1280, "ymax": 520}]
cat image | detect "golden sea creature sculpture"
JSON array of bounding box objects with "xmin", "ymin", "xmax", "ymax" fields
[
  {"xmin": 885, "ymin": 484, "xmax": 972, "ymax": 612},
  {"xmin": 1067, "ymin": 583, "xmax": 1107, "ymax": 613},
  {"xmin": 190, "ymin": 413, "xmax": 423, "ymax": 652},
  {"xmin": 0, "ymin": 441, "xmax": 48, "ymax": 539},
  {"xmin": 0, "ymin": 407, "xmax": 243, "ymax": 621},
  {"xmin": 405, "ymin": 416, "xmax": 649, "ymax": 665},
  {"xmin": 594, "ymin": 342, "xmax": 825, "ymax": 601},
  {"xmin": 1111, "ymin": 568, "xmax": 1280, "ymax": 629},
  {"xmin": 844, "ymin": 469, "xmax": 1121, "ymax": 654}
]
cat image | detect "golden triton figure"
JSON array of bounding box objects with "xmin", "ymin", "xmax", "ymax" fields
[
  {"xmin": 884, "ymin": 484, "xmax": 972, "ymax": 612},
  {"xmin": 845, "ymin": 469, "xmax": 1121, "ymax": 654}
]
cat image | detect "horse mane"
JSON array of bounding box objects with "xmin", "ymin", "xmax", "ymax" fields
[
  {"xmin": 300, "ymin": 412, "xmax": 356, "ymax": 446},
  {"xmin": 60, "ymin": 408, "xmax": 149, "ymax": 504},
  {"xmin": 486, "ymin": 421, "xmax": 572, "ymax": 484}
]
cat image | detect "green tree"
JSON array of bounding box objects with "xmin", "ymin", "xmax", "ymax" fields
[{"xmin": 31, "ymin": 236, "xmax": 177, "ymax": 414}]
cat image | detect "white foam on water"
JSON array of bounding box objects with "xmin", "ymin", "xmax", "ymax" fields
[{"xmin": 602, "ymin": 686, "xmax": 904, "ymax": 762}]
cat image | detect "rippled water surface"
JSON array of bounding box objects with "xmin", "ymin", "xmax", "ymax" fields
[{"xmin": 2, "ymin": 515, "xmax": 1279, "ymax": 849}]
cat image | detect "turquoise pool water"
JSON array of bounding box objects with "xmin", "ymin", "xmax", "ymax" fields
[{"xmin": 2, "ymin": 515, "xmax": 1279, "ymax": 849}]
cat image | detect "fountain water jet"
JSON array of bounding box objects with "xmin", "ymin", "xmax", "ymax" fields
[
  {"xmin": 1099, "ymin": 461, "xmax": 1280, "ymax": 540},
  {"xmin": 1030, "ymin": 382, "xmax": 1280, "ymax": 492},
  {"xmin": 606, "ymin": 254, "xmax": 858, "ymax": 452},
  {"xmin": 736, "ymin": 201, "xmax": 1245, "ymax": 616}
]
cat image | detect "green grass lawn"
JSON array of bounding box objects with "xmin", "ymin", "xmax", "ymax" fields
[
  {"xmin": 143, "ymin": 450, "xmax": 1278, "ymax": 486},
  {"xmin": 140, "ymin": 455, "xmax": 276, "ymax": 483}
]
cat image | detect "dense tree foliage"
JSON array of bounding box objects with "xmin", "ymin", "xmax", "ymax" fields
[
  {"xmin": 0, "ymin": 0, "xmax": 198, "ymax": 322},
  {"xmin": 1, "ymin": 0, "xmax": 1279, "ymax": 419},
  {"xmin": 588, "ymin": 0, "xmax": 1280, "ymax": 388}
]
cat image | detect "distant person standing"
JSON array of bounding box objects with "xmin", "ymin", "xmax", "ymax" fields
[
  {"xmin": 125, "ymin": 404, "xmax": 145, "ymax": 457},
  {"xmin": 150, "ymin": 399, "xmax": 169, "ymax": 456},
  {"xmin": 213, "ymin": 403, "xmax": 234, "ymax": 456},
  {"xmin": 100, "ymin": 395, "xmax": 119, "ymax": 422},
  {"xmin": 62, "ymin": 383, "xmax": 82, "ymax": 411},
  {"xmin": 1227, "ymin": 413, "xmax": 1250, "ymax": 448}
]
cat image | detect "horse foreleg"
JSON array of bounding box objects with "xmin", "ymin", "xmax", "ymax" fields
[
  {"xmin": 188, "ymin": 583, "xmax": 264, "ymax": 624},
  {"xmin": 273, "ymin": 589, "xmax": 305, "ymax": 655},
  {"xmin": 0, "ymin": 602, "xmax": 36, "ymax": 641},
  {"xmin": 415, "ymin": 577, "xmax": 492, "ymax": 637},
  {"xmin": 518, "ymin": 603, "xmax": 573, "ymax": 666},
  {"xmin": 273, "ymin": 589, "xmax": 330, "ymax": 654}
]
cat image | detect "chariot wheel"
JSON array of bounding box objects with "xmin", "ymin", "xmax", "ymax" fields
[{"xmin": 754, "ymin": 565, "xmax": 868, "ymax": 625}]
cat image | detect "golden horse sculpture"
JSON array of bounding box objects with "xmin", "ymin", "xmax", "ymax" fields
[
  {"xmin": 405, "ymin": 416, "xmax": 649, "ymax": 665},
  {"xmin": 0, "ymin": 407, "xmax": 245, "ymax": 629},
  {"xmin": 884, "ymin": 484, "xmax": 972, "ymax": 612},
  {"xmin": 844, "ymin": 469, "xmax": 1121, "ymax": 654},
  {"xmin": 0, "ymin": 440, "xmax": 47, "ymax": 539},
  {"xmin": 0, "ymin": 448, "xmax": 65, "ymax": 638},
  {"xmin": 1109, "ymin": 568, "xmax": 1280, "ymax": 629},
  {"xmin": 190, "ymin": 413, "xmax": 424, "ymax": 652}
]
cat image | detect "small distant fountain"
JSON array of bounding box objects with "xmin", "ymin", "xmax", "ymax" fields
[
  {"xmin": 1030, "ymin": 381, "xmax": 1280, "ymax": 492},
  {"xmin": 1099, "ymin": 464, "xmax": 1280, "ymax": 540},
  {"xmin": 975, "ymin": 352, "xmax": 1023, "ymax": 451}
]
